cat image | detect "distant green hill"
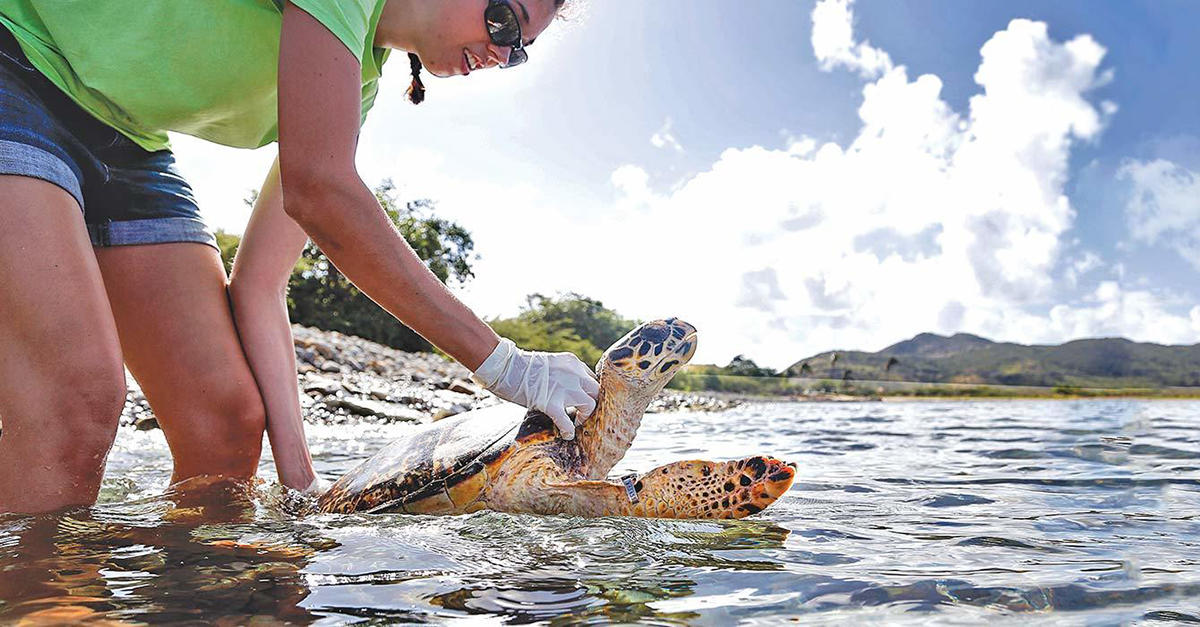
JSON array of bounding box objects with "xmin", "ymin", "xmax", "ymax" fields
[{"xmin": 783, "ymin": 333, "xmax": 1200, "ymax": 388}]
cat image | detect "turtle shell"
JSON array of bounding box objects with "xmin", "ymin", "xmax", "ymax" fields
[{"xmin": 317, "ymin": 403, "xmax": 557, "ymax": 514}]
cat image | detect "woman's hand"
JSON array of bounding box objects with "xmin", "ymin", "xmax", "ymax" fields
[
  {"xmin": 471, "ymin": 339, "xmax": 600, "ymax": 440},
  {"xmin": 228, "ymin": 156, "xmax": 316, "ymax": 492}
]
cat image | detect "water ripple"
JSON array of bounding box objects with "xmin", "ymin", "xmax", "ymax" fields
[{"xmin": 0, "ymin": 399, "xmax": 1198, "ymax": 623}]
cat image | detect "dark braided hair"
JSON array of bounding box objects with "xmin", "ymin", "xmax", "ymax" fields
[
  {"xmin": 405, "ymin": 52, "xmax": 425, "ymax": 105},
  {"xmin": 404, "ymin": 0, "xmax": 569, "ymax": 105}
]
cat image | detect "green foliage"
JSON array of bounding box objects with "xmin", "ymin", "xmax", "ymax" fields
[
  {"xmin": 668, "ymin": 371, "xmax": 804, "ymax": 395},
  {"xmin": 665, "ymin": 356, "xmax": 784, "ymax": 393},
  {"xmin": 489, "ymin": 317, "xmax": 604, "ymax": 367},
  {"xmin": 375, "ymin": 182, "xmax": 476, "ymax": 285},
  {"xmin": 887, "ymin": 385, "xmax": 1020, "ymax": 398},
  {"xmin": 215, "ymin": 229, "xmax": 241, "ymax": 275},
  {"xmin": 885, "ymin": 384, "xmax": 1200, "ymax": 399},
  {"xmin": 220, "ymin": 180, "xmax": 477, "ymax": 352},
  {"xmin": 486, "ymin": 293, "xmax": 639, "ymax": 367},
  {"xmin": 723, "ymin": 355, "xmax": 777, "ymax": 377},
  {"xmin": 288, "ymin": 180, "xmax": 475, "ymax": 351},
  {"xmin": 518, "ymin": 293, "xmax": 639, "ymax": 350}
]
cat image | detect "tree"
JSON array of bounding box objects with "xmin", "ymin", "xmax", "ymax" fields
[
  {"xmin": 488, "ymin": 317, "xmax": 604, "ymax": 368},
  {"xmin": 724, "ymin": 355, "xmax": 776, "ymax": 378},
  {"xmin": 518, "ymin": 292, "xmax": 638, "ymax": 351},
  {"xmin": 219, "ymin": 180, "xmax": 477, "ymax": 352},
  {"xmin": 287, "ymin": 180, "xmax": 476, "ymax": 351},
  {"xmin": 487, "ymin": 293, "xmax": 639, "ymax": 366},
  {"xmin": 214, "ymin": 229, "xmax": 241, "ymax": 275}
]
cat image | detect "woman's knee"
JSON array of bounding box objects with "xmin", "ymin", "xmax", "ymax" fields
[
  {"xmin": 66, "ymin": 360, "xmax": 124, "ymax": 441},
  {"xmin": 219, "ymin": 377, "xmax": 267, "ymax": 443},
  {"xmin": 23, "ymin": 350, "xmax": 126, "ymax": 468},
  {"xmin": 188, "ymin": 373, "xmax": 267, "ymax": 451},
  {"xmin": 154, "ymin": 373, "xmax": 264, "ymax": 480},
  {"xmin": 176, "ymin": 375, "xmax": 265, "ymax": 478}
]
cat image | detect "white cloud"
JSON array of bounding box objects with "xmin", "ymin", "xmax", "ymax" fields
[
  {"xmin": 1074, "ymin": 251, "xmax": 1102, "ymax": 274},
  {"xmin": 571, "ymin": 3, "xmax": 1197, "ymax": 367},
  {"xmin": 650, "ymin": 117, "xmax": 684, "ymax": 153},
  {"xmin": 810, "ymin": 0, "xmax": 893, "ymax": 78},
  {"xmin": 609, "ymin": 164, "xmax": 657, "ymax": 212},
  {"xmin": 1042, "ymin": 282, "xmax": 1198, "ymax": 343},
  {"xmin": 1064, "ymin": 251, "xmax": 1103, "ymax": 287},
  {"xmin": 1119, "ymin": 158, "xmax": 1200, "ymax": 270},
  {"xmin": 737, "ymin": 268, "xmax": 787, "ymax": 313}
]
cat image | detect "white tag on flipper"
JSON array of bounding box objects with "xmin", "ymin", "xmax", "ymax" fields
[{"xmin": 621, "ymin": 474, "xmax": 640, "ymax": 504}]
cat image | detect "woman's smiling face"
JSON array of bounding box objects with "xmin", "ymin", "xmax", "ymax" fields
[{"xmin": 419, "ymin": 0, "xmax": 559, "ymax": 78}]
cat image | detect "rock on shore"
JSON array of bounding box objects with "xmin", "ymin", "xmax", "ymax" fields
[{"xmin": 117, "ymin": 325, "xmax": 736, "ymax": 430}]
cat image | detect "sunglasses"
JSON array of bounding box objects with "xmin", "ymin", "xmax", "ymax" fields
[{"xmin": 485, "ymin": 0, "xmax": 532, "ymax": 68}]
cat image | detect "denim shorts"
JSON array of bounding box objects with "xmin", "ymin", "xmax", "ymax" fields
[{"xmin": 0, "ymin": 27, "xmax": 215, "ymax": 249}]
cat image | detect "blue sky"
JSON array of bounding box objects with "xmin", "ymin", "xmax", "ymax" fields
[{"xmin": 175, "ymin": 0, "xmax": 1200, "ymax": 369}]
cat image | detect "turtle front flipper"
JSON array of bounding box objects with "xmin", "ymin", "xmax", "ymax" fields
[
  {"xmin": 542, "ymin": 456, "xmax": 795, "ymax": 519},
  {"xmin": 575, "ymin": 318, "xmax": 698, "ymax": 479}
]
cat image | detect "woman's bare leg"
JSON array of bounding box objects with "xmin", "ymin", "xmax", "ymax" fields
[
  {"xmin": 95, "ymin": 243, "xmax": 266, "ymax": 483},
  {"xmin": 0, "ymin": 176, "xmax": 126, "ymax": 513}
]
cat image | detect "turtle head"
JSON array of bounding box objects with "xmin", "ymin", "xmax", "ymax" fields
[{"xmin": 599, "ymin": 318, "xmax": 698, "ymax": 391}]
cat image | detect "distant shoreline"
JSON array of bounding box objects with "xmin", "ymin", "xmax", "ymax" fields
[
  {"xmin": 879, "ymin": 393, "xmax": 1200, "ymax": 402},
  {"xmin": 669, "ymin": 372, "xmax": 1200, "ymax": 402},
  {"xmin": 675, "ymin": 388, "xmax": 1200, "ymax": 404}
]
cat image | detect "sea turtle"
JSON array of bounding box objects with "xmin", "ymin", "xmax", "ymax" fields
[{"xmin": 317, "ymin": 318, "xmax": 796, "ymax": 519}]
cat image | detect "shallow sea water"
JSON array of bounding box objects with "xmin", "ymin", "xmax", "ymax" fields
[{"xmin": 2, "ymin": 400, "xmax": 1199, "ymax": 624}]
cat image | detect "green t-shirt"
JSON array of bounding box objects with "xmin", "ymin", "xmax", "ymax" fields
[{"xmin": 0, "ymin": 0, "xmax": 390, "ymax": 151}]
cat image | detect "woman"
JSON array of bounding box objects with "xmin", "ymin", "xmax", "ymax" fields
[{"xmin": 0, "ymin": 0, "xmax": 598, "ymax": 514}]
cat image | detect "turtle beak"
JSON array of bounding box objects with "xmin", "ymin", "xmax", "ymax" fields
[
  {"xmin": 674, "ymin": 332, "xmax": 698, "ymax": 363},
  {"xmin": 665, "ymin": 317, "xmax": 697, "ymax": 338}
]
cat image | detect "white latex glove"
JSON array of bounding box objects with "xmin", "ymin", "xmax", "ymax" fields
[{"xmin": 470, "ymin": 338, "xmax": 600, "ymax": 440}]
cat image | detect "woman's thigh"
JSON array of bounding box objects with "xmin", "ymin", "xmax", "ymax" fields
[
  {"xmin": 0, "ymin": 175, "xmax": 126, "ymax": 512},
  {"xmin": 94, "ymin": 242, "xmax": 266, "ymax": 483}
]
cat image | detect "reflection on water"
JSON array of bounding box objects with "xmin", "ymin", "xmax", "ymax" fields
[
  {"xmin": 2, "ymin": 400, "xmax": 1199, "ymax": 623},
  {"xmin": 0, "ymin": 481, "xmax": 316, "ymax": 623}
]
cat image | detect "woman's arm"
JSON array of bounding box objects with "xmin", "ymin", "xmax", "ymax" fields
[
  {"xmin": 228, "ymin": 155, "xmax": 316, "ymax": 491},
  {"xmin": 276, "ymin": 3, "xmax": 597, "ymax": 437},
  {"xmin": 277, "ymin": 3, "xmax": 500, "ymax": 370}
]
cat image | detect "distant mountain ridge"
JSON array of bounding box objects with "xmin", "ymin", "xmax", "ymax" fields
[
  {"xmin": 785, "ymin": 333, "xmax": 1200, "ymax": 388},
  {"xmin": 882, "ymin": 332, "xmax": 995, "ymax": 358}
]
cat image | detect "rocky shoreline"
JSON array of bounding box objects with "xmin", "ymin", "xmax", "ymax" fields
[{"xmin": 120, "ymin": 325, "xmax": 739, "ymax": 430}]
